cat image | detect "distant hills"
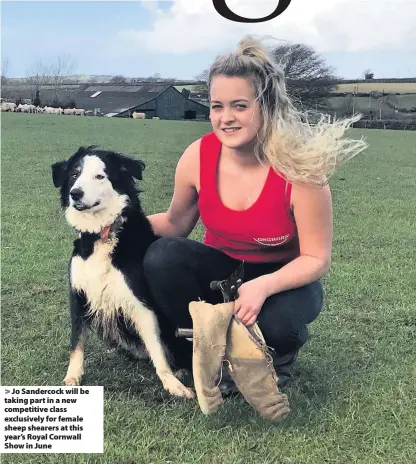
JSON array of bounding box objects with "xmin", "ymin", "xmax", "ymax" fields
[
  {"xmin": 6, "ymin": 75, "xmax": 416, "ymax": 90},
  {"xmin": 5, "ymin": 75, "xmax": 201, "ymax": 85}
]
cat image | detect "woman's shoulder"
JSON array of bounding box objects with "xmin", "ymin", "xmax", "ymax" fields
[
  {"xmin": 176, "ymin": 138, "xmax": 202, "ymax": 189},
  {"xmin": 180, "ymin": 138, "xmax": 201, "ymax": 166},
  {"xmin": 291, "ymin": 180, "xmax": 332, "ymax": 207},
  {"xmin": 181, "ymin": 131, "xmax": 218, "ymax": 164},
  {"xmin": 178, "ymin": 132, "xmax": 219, "ymax": 189},
  {"xmin": 184, "ymin": 137, "xmax": 202, "ymax": 154}
]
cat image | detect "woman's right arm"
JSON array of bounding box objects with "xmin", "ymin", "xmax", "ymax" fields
[{"xmin": 147, "ymin": 140, "xmax": 201, "ymax": 237}]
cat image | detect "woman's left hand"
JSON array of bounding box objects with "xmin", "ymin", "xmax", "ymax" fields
[{"xmin": 233, "ymin": 277, "xmax": 269, "ymax": 326}]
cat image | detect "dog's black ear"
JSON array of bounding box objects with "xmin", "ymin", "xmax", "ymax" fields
[
  {"xmin": 51, "ymin": 161, "xmax": 68, "ymax": 188},
  {"xmin": 115, "ymin": 153, "xmax": 146, "ymax": 180}
]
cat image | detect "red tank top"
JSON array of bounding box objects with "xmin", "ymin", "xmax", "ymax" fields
[{"xmin": 198, "ymin": 132, "xmax": 299, "ymax": 263}]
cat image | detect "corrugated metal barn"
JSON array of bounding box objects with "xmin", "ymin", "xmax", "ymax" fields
[
  {"xmin": 1, "ymin": 83, "xmax": 210, "ymax": 120},
  {"xmin": 115, "ymin": 85, "xmax": 210, "ymax": 120}
]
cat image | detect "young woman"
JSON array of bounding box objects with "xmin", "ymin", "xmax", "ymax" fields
[{"xmin": 143, "ymin": 36, "xmax": 367, "ymax": 389}]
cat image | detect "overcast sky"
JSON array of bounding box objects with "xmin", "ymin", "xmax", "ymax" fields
[{"xmin": 2, "ymin": 0, "xmax": 415, "ymax": 79}]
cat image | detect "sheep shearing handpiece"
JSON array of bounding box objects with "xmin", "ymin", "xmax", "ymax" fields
[{"xmin": 176, "ymin": 262, "xmax": 244, "ymax": 339}]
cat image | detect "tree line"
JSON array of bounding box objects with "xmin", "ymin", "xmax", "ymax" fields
[{"xmin": 1, "ymin": 42, "xmax": 379, "ymax": 112}]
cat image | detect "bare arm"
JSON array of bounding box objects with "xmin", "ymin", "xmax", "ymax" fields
[
  {"xmin": 261, "ymin": 182, "xmax": 333, "ymax": 297},
  {"xmin": 147, "ymin": 140, "xmax": 201, "ymax": 237}
]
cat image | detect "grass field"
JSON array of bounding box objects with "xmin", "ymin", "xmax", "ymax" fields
[{"xmin": 2, "ymin": 113, "xmax": 416, "ymax": 464}]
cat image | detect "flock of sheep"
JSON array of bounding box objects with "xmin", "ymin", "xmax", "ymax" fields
[
  {"xmin": 2, "ymin": 102, "xmax": 161, "ymax": 119},
  {"xmin": 1, "ymin": 102, "xmax": 86, "ymax": 115}
]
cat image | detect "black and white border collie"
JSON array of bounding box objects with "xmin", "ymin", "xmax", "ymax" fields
[{"xmin": 51, "ymin": 146, "xmax": 194, "ymax": 399}]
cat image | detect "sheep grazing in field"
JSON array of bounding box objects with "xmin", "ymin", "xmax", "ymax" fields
[
  {"xmin": 63, "ymin": 108, "xmax": 76, "ymax": 115},
  {"xmin": 74, "ymin": 108, "xmax": 85, "ymax": 116},
  {"xmin": 17, "ymin": 104, "xmax": 36, "ymax": 113},
  {"xmin": 132, "ymin": 112, "xmax": 145, "ymax": 119},
  {"xmin": 1, "ymin": 102, "xmax": 17, "ymax": 112},
  {"xmin": 42, "ymin": 106, "xmax": 55, "ymax": 114},
  {"xmin": 152, "ymin": 117, "xmax": 160, "ymax": 120}
]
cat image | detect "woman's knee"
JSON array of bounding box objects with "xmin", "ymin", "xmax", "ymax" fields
[
  {"xmin": 306, "ymin": 280, "xmax": 324, "ymax": 322},
  {"xmin": 259, "ymin": 316, "xmax": 308, "ymax": 354},
  {"xmin": 257, "ymin": 282, "xmax": 323, "ymax": 353}
]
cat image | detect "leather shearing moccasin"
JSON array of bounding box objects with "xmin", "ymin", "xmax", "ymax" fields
[
  {"xmin": 189, "ymin": 300, "xmax": 235, "ymax": 415},
  {"xmin": 224, "ymin": 318, "xmax": 290, "ymax": 421}
]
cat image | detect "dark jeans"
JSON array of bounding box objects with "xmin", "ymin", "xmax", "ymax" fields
[{"xmin": 143, "ymin": 237, "xmax": 323, "ymax": 369}]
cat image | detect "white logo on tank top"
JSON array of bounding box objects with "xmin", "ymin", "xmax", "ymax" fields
[{"xmin": 254, "ymin": 234, "xmax": 290, "ymax": 246}]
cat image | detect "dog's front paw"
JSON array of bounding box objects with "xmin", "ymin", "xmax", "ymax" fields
[
  {"xmin": 161, "ymin": 373, "xmax": 195, "ymax": 399},
  {"xmin": 63, "ymin": 376, "xmax": 82, "ymax": 386}
]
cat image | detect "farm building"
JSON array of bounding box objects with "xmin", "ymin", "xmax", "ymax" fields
[
  {"xmin": 1, "ymin": 83, "xmax": 210, "ymax": 120},
  {"xmin": 110, "ymin": 85, "xmax": 210, "ymax": 119}
]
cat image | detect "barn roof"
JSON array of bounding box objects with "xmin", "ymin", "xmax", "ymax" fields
[
  {"xmin": 76, "ymin": 84, "xmax": 171, "ymax": 114},
  {"xmin": 83, "ymin": 84, "xmax": 170, "ymax": 94}
]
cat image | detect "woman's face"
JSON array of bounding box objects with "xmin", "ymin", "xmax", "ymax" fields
[{"xmin": 209, "ymin": 75, "xmax": 262, "ymax": 151}]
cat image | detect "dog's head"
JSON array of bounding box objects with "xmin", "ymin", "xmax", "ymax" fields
[{"xmin": 52, "ymin": 146, "xmax": 145, "ymax": 233}]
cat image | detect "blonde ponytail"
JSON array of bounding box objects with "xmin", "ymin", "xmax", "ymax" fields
[{"xmin": 208, "ymin": 35, "xmax": 368, "ymax": 187}]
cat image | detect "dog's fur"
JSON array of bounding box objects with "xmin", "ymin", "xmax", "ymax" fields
[{"xmin": 52, "ymin": 146, "xmax": 194, "ymax": 398}]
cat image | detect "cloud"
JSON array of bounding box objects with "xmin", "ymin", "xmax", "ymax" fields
[{"xmin": 117, "ymin": 0, "xmax": 416, "ymax": 55}]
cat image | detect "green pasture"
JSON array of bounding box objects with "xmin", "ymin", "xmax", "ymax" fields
[{"xmin": 1, "ymin": 113, "xmax": 415, "ymax": 463}]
